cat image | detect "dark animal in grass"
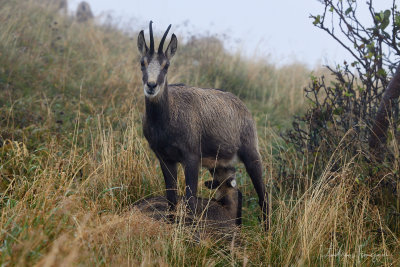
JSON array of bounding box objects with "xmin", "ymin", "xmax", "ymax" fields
[
  {"xmin": 137, "ymin": 21, "xmax": 268, "ymax": 229},
  {"xmin": 76, "ymin": 1, "xmax": 93, "ymax": 23},
  {"xmin": 133, "ymin": 168, "xmax": 242, "ymax": 231}
]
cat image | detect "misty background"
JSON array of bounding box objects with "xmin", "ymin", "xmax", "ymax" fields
[{"xmin": 68, "ymin": 0, "xmax": 392, "ymax": 67}]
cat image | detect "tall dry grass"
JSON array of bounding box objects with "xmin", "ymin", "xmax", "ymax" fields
[{"xmin": 0, "ymin": 0, "xmax": 399, "ymax": 266}]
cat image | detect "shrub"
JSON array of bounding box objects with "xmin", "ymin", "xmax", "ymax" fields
[{"xmin": 285, "ymin": 0, "xmax": 400, "ymax": 173}]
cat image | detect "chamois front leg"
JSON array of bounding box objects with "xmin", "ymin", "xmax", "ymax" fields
[
  {"xmin": 159, "ymin": 158, "xmax": 178, "ymax": 221},
  {"xmin": 183, "ymin": 156, "xmax": 200, "ymax": 216}
]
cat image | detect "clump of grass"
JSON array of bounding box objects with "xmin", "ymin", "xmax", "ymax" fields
[{"xmin": 0, "ymin": 0, "xmax": 399, "ymax": 266}]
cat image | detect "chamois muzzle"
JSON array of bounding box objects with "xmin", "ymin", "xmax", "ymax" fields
[
  {"xmin": 147, "ymin": 82, "xmax": 157, "ymax": 93},
  {"xmin": 144, "ymin": 80, "xmax": 161, "ymax": 97}
]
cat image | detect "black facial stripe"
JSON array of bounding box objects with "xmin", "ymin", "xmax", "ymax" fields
[
  {"xmin": 157, "ymin": 70, "xmax": 166, "ymax": 85},
  {"xmin": 142, "ymin": 70, "xmax": 148, "ymax": 84}
]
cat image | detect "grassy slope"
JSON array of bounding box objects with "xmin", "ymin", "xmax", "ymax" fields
[{"xmin": 0, "ymin": 1, "xmax": 399, "ymax": 266}]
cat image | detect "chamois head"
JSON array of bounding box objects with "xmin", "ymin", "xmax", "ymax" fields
[
  {"xmin": 76, "ymin": 1, "xmax": 94, "ymax": 23},
  {"xmin": 204, "ymin": 174, "xmax": 237, "ymax": 202},
  {"xmin": 137, "ymin": 21, "xmax": 177, "ymax": 99}
]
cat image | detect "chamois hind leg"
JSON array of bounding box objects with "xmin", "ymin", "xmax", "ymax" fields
[
  {"xmin": 183, "ymin": 156, "xmax": 200, "ymax": 217},
  {"xmin": 238, "ymin": 145, "xmax": 269, "ymax": 230},
  {"xmin": 159, "ymin": 158, "xmax": 178, "ymax": 222}
]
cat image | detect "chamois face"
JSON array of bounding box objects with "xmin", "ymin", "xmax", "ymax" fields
[{"xmin": 137, "ymin": 22, "xmax": 177, "ymax": 99}]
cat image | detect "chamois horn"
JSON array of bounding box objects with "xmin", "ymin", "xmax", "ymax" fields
[
  {"xmin": 158, "ymin": 24, "xmax": 172, "ymax": 54},
  {"xmin": 149, "ymin": 21, "xmax": 154, "ymax": 54}
]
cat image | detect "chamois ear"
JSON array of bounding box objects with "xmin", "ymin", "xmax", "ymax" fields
[
  {"xmin": 165, "ymin": 33, "xmax": 177, "ymax": 60},
  {"xmin": 137, "ymin": 30, "xmax": 148, "ymax": 56},
  {"xmin": 204, "ymin": 180, "xmax": 220, "ymax": 189},
  {"xmin": 228, "ymin": 177, "xmax": 237, "ymax": 188}
]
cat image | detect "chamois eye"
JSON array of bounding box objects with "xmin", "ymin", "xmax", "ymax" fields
[{"xmin": 164, "ymin": 62, "xmax": 170, "ymax": 69}]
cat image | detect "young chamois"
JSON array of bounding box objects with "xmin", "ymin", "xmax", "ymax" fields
[
  {"xmin": 133, "ymin": 167, "xmax": 242, "ymax": 230},
  {"xmin": 137, "ymin": 22, "xmax": 268, "ymax": 229}
]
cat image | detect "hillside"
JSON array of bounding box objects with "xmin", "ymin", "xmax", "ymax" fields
[{"xmin": 0, "ymin": 1, "xmax": 399, "ymax": 266}]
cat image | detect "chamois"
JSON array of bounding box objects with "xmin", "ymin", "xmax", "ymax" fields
[
  {"xmin": 76, "ymin": 1, "xmax": 93, "ymax": 23},
  {"xmin": 137, "ymin": 22, "xmax": 268, "ymax": 229},
  {"xmin": 133, "ymin": 167, "xmax": 242, "ymax": 230}
]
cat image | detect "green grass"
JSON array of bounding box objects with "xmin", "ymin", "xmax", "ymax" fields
[{"xmin": 0, "ymin": 0, "xmax": 399, "ymax": 266}]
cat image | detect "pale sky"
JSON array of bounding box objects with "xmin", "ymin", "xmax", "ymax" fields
[{"xmin": 69, "ymin": 0, "xmax": 393, "ymax": 67}]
